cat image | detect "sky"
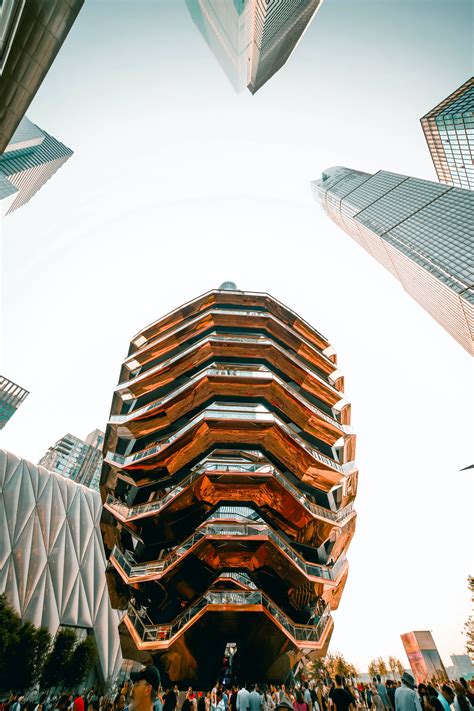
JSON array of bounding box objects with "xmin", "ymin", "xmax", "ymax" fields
[{"xmin": 1, "ymin": 0, "xmax": 473, "ymax": 673}]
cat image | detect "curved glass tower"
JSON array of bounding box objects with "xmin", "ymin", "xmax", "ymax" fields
[{"xmin": 100, "ymin": 286, "xmax": 358, "ymax": 685}]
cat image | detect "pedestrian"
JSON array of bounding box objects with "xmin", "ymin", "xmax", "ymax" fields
[
  {"xmin": 453, "ymin": 684, "xmax": 472, "ymax": 711},
  {"xmin": 248, "ymin": 686, "xmax": 262, "ymax": 711},
  {"xmin": 373, "ymin": 680, "xmax": 391, "ymax": 711},
  {"xmin": 216, "ymin": 694, "xmax": 225, "ymax": 711},
  {"xmin": 394, "ymin": 673, "xmax": 421, "ymax": 711},
  {"xmin": 370, "ymin": 688, "xmax": 384, "ymax": 711},
  {"xmin": 303, "ymin": 685, "xmax": 312, "ymax": 711},
  {"xmin": 236, "ymin": 686, "xmax": 250, "ymax": 711},
  {"xmin": 293, "ymin": 691, "xmax": 308, "ymax": 711},
  {"xmin": 437, "ymin": 687, "xmax": 454, "ymax": 711},
  {"xmin": 129, "ymin": 666, "xmax": 161, "ymax": 711},
  {"xmin": 329, "ymin": 676, "xmax": 356, "ymax": 711}
]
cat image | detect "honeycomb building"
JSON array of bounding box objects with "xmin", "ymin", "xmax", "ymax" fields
[{"xmin": 100, "ymin": 284, "xmax": 358, "ymax": 685}]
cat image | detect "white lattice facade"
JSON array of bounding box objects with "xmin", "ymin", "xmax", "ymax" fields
[{"xmin": 0, "ymin": 450, "xmax": 122, "ymax": 686}]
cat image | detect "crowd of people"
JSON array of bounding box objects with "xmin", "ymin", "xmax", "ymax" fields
[{"xmin": 1, "ymin": 667, "xmax": 473, "ymax": 711}]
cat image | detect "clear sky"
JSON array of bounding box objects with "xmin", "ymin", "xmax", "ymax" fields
[{"xmin": 1, "ymin": 0, "xmax": 473, "ymax": 673}]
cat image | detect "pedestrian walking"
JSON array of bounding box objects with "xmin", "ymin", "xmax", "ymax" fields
[
  {"xmin": 394, "ymin": 673, "xmax": 421, "ymax": 711},
  {"xmin": 129, "ymin": 666, "xmax": 161, "ymax": 711}
]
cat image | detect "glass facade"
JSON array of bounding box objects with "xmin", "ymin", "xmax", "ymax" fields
[
  {"xmin": 185, "ymin": 0, "xmax": 322, "ymax": 94},
  {"xmin": 38, "ymin": 429, "xmax": 104, "ymax": 491},
  {"xmin": 0, "ymin": 375, "xmax": 29, "ymax": 430},
  {"xmin": 0, "ymin": 116, "xmax": 73, "ymax": 215},
  {"xmin": 401, "ymin": 631, "xmax": 448, "ymax": 684},
  {"xmin": 421, "ymin": 77, "xmax": 474, "ymax": 190},
  {"xmin": 312, "ymin": 167, "xmax": 474, "ymax": 354}
]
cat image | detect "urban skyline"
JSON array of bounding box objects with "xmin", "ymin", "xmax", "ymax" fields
[
  {"xmin": 38, "ymin": 428, "xmax": 104, "ymax": 490},
  {"xmin": 1, "ymin": 0, "xmax": 472, "ymax": 675}
]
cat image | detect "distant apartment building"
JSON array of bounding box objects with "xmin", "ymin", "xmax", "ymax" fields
[
  {"xmin": 0, "ymin": 116, "xmax": 73, "ymax": 215},
  {"xmin": 0, "ymin": 375, "xmax": 29, "ymax": 429},
  {"xmin": 449, "ymin": 654, "xmax": 474, "ymax": 680},
  {"xmin": 401, "ymin": 631, "xmax": 448, "ymax": 684},
  {"xmin": 0, "ymin": 0, "xmax": 84, "ymax": 153},
  {"xmin": 186, "ymin": 0, "xmax": 323, "ymax": 94},
  {"xmin": 421, "ymin": 77, "xmax": 474, "ymax": 190},
  {"xmin": 312, "ymin": 167, "xmax": 474, "ymax": 354},
  {"xmin": 39, "ymin": 429, "xmax": 104, "ymax": 490}
]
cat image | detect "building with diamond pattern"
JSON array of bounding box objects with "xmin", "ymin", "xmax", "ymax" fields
[
  {"xmin": 0, "ymin": 450, "xmax": 122, "ymax": 686},
  {"xmin": 312, "ymin": 167, "xmax": 474, "ymax": 355},
  {"xmin": 186, "ymin": 0, "xmax": 323, "ymax": 94},
  {"xmin": 100, "ymin": 283, "xmax": 358, "ymax": 685}
]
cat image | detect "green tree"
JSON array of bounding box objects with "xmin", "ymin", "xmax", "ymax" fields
[
  {"xmin": 308, "ymin": 657, "xmax": 329, "ymax": 682},
  {"xmin": 41, "ymin": 628, "xmax": 77, "ymax": 690},
  {"xmin": 326, "ymin": 652, "xmax": 358, "ymax": 680},
  {"xmin": 0, "ymin": 595, "xmax": 21, "ymax": 692},
  {"xmin": 9, "ymin": 621, "xmax": 51, "ymax": 691},
  {"xmin": 465, "ymin": 576, "xmax": 474, "ymax": 661},
  {"xmin": 63, "ymin": 636, "xmax": 97, "ymax": 690}
]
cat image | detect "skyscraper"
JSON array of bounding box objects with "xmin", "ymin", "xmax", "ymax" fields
[
  {"xmin": 0, "ymin": 116, "xmax": 73, "ymax": 215},
  {"xmin": 0, "ymin": 375, "xmax": 29, "ymax": 429},
  {"xmin": 39, "ymin": 429, "xmax": 104, "ymax": 490},
  {"xmin": 421, "ymin": 77, "xmax": 474, "ymax": 190},
  {"xmin": 101, "ymin": 283, "xmax": 357, "ymax": 685},
  {"xmin": 401, "ymin": 631, "xmax": 448, "ymax": 684},
  {"xmin": 186, "ymin": 0, "xmax": 323, "ymax": 94},
  {"xmin": 312, "ymin": 167, "xmax": 474, "ymax": 354},
  {"xmin": 0, "ymin": 0, "xmax": 84, "ymax": 153}
]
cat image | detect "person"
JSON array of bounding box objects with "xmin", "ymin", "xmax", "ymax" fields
[
  {"xmin": 262, "ymin": 687, "xmax": 274, "ymax": 711},
  {"xmin": 373, "ymin": 680, "xmax": 390, "ymax": 711},
  {"xmin": 370, "ymin": 688, "xmax": 384, "ymax": 711},
  {"xmin": 303, "ymin": 685, "xmax": 312, "ymax": 711},
  {"xmin": 236, "ymin": 686, "xmax": 250, "ymax": 711},
  {"xmin": 248, "ymin": 687, "xmax": 262, "ymax": 711},
  {"xmin": 459, "ymin": 682, "xmax": 474, "ymax": 708},
  {"xmin": 437, "ymin": 687, "xmax": 454, "ymax": 711},
  {"xmin": 74, "ymin": 696, "xmax": 84, "ymax": 711},
  {"xmin": 164, "ymin": 690, "xmax": 177, "ymax": 711},
  {"xmin": 329, "ymin": 676, "xmax": 356, "ymax": 711},
  {"xmin": 293, "ymin": 691, "xmax": 308, "ymax": 711},
  {"xmin": 385, "ymin": 683, "xmax": 395, "ymax": 711},
  {"xmin": 452, "ymin": 682, "xmax": 472, "ymax": 711},
  {"xmin": 216, "ymin": 694, "xmax": 225, "ymax": 711},
  {"xmin": 129, "ymin": 666, "xmax": 161, "ymax": 711},
  {"xmin": 394, "ymin": 673, "xmax": 421, "ymax": 711}
]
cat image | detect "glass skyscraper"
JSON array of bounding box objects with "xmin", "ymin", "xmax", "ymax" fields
[
  {"xmin": 0, "ymin": 375, "xmax": 29, "ymax": 429},
  {"xmin": 312, "ymin": 167, "xmax": 474, "ymax": 354},
  {"xmin": 401, "ymin": 631, "xmax": 448, "ymax": 684},
  {"xmin": 0, "ymin": 0, "xmax": 84, "ymax": 153},
  {"xmin": 421, "ymin": 77, "xmax": 474, "ymax": 190},
  {"xmin": 0, "ymin": 116, "xmax": 73, "ymax": 214},
  {"xmin": 39, "ymin": 429, "xmax": 105, "ymax": 491},
  {"xmin": 186, "ymin": 0, "xmax": 323, "ymax": 94}
]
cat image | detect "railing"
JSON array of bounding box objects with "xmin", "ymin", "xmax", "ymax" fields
[
  {"xmin": 105, "ymin": 459, "xmax": 355, "ymax": 525},
  {"xmin": 126, "ymin": 590, "xmax": 332, "ymax": 647},
  {"xmin": 217, "ymin": 572, "xmax": 258, "ymax": 589},
  {"xmin": 111, "ymin": 516, "xmax": 347, "ymax": 583},
  {"xmin": 111, "ymin": 364, "xmax": 344, "ymax": 433},
  {"xmin": 105, "ymin": 405, "xmax": 350, "ymax": 475}
]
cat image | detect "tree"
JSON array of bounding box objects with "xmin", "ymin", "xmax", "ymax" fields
[
  {"xmin": 465, "ymin": 576, "xmax": 474, "ymax": 661},
  {"xmin": 368, "ymin": 658, "xmax": 389, "ymax": 680},
  {"xmin": 308, "ymin": 657, "xmax": 329, "ymax": 682},
  {"xmin": 63, "ymin": 636, "xmax": 97, "ymax": 690},
  {"xmin": 368, "ymin": 660, "xmax": 379, "ymax": 680},
  {"xmin": 325, "ymin": 652, "xmax": 358, "ymax": 680},
  {"xmin": 388, "ymin": 656, "xmax": 405, "ymax": 680},
  {"xmin": 0, "ymin": 595, "xmax": 21, "ymax": 692},
  {"xmin": 41, "ymin": 628, "xmax": 77, "ymax": 690}
]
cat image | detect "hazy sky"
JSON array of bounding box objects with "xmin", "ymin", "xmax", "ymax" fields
[{"xmin": 1, "ymin": 0, "xmax": 473, "ymax": 672}]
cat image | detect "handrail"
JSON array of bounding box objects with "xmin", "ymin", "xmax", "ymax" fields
[
  {"xmin": 105, "ymin": 460, "xmax": 355, "ymax": 525},
  {"xmin": 111, "ymin": 516, "xmax": 347, "ymax": 583},
  {"xmin": 105, "ymin": 404, "xmax": 348, "ymax": 474},
  {"xmin": 126, "ymin": 589, "xmax": 332, "ymax": 647}
]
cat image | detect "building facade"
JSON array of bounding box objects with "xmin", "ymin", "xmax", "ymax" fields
[
  {"xmin": 0, "ymin": 375, "xmax": 29, "ymax": 429},
  {"xmin": 0, "ymin": 0, "xmax": 84, "ymax": 153},
  {"xmin": 0, "ymin": 116, "xmax": 73, "ymax": 215},
  {"xmin": 101, "ymin": 283, "xmax": 358, "ymax": 685},
  {"xmin": 449, "ymin": 654, "xmax": 474, "ymax": 680},
  {"xmin": 0, "ymin": 450, "xmax": 122, "ymax": 686},
  {"xmin": 312, "ymin": 167, "xmax": 474, "ymax": 354},
  {"xmin": 401, "ymin": 631, "xmax": 448, "ymax": 684},
  {"xmin": 39, "ymin": 429, "xmax": 104, "ymax": 491},
  {"xmin": 421, "ymin": 77, "xmax": 474, "ymax": 190},
  {"xmin": 185, "ymin": 0, "xmax": 323, "ymax": 94}
]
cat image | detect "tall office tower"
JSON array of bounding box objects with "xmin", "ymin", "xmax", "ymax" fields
[
  {"xmin": 312, "ymin": 167, "xmax": 474, "ymax": 355},
  {"xmin": 421, "ymin": 77, "xmax": 474, "ymax": 190},
  {"xmin": 401, "ymin": 631, "xmax": 448, "ymax": 684},
  {"xmin": 101, "ymin": 283, "xmax": 358, "ymax": 685},
  {"xmin": 186, "ymin": 0, "xmax": 323, "ymax": 94},
  {"xmin": 0, "ymin": 375, "xmax": 29, "ymax": 429},
  {"xmin": 39, "ymin": 429, "xmax": 104, "ymax": 491},
  {"xmin": 0, "ymin": 0, "xmax": 84, "ymax": 153},
  {"xmin": 0, "ymin": 450, "xmax": 122, "ymax": 686},
  {"xmin": 0, "ymin": 116, "xmax": 73, "ymax": 215}
]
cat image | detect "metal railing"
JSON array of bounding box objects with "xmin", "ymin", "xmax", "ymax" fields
[
  {"xmin": 126, "ymin": 589, "xmax": 332, "ymax": 647},
  {"xmin": 105, "ymin": 404, "xmax": 350, "ymax": 475},
  {"xmin": 111, "ymin": 516, "xmax": 347, "ymax": 583},
  {"xmin": 105, "ymin": 459, "xmax": 355, "ymax": 525}
]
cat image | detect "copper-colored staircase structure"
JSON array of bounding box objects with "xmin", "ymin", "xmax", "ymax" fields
[{"xmin": 100, "ymin": 285, "xmax": 358, "ymax": 685}]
